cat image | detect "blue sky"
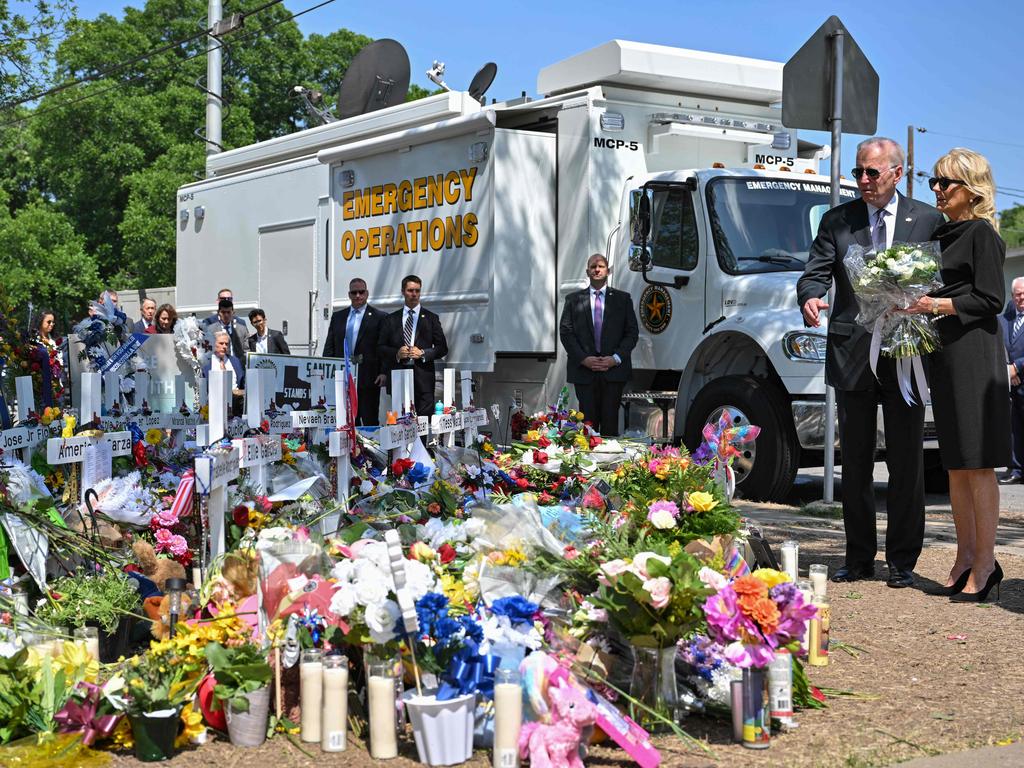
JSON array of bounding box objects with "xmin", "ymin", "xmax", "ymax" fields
[{"xmin": 70, "ymin": 0, "xmax": 1024, "ymax": 216}]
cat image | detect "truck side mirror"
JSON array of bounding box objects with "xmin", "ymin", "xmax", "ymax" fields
[
  {"xmin": 629, "ymin": 188, "xmax": 653, "ymax": 246},
  {"xmin": 628, "ymin": 245, "xmax": 652, "ymax": 272},
  {"xmin": 281, "ymin": 320, "xmax": 288, "ymax": 336}
]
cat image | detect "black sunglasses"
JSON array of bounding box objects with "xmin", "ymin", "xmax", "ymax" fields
[
  {"xmin": 928, "ymin": 176, "xmax": 967, "ymax": 191},
  {"xmin": 851, "ymin": 165, "xmax": 897, "ymax": 180},
  {"xmin": 348, "ymin": 289, "xmax": 367, "ymax": 295}
]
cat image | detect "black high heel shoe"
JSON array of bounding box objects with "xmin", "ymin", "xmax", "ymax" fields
[
  {"xmin": 930, "ymin": 568, "xmax": 971, "ymax": 596},
  {"xmin": 949, "ymin": 562, "xmax": 1003, "ymax": 603}
]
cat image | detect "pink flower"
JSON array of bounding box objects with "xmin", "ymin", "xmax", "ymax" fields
[
  {"xmin": 698, "ymin": 566, "xmax": 728, "ymax": 591},
  {"xmin": 154, "ymin": 507, "xmax": 180, "ymax": 528},
  {"xmin": 598, "ymin": 559, "xmax": 631, "ymax": 585},
  {"xmin": 643, "ymin": 577, "xmax": 672, "ymax": 609},
  {"xmin": 631, "ymin": 552, "xmax": 671, "ymax": 579},
  {"xmin": 154, "ymin": 528, "xmax": 188, "ymax": 557},
  {"xmin": 647, "ymin": 499, "xmax": 680, "ymax": 529},
  {"xmin": 647, "ymin": 459, "xmax": 662, "ymax": 474}
]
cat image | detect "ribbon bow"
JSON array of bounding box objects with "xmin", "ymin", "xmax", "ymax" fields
[
  {"xmin": 54, "ymin": 682, "xmax": 121, "ymax": 746},
  {"xmin": 437, "ymin": 640, "xmax": 500, "ymax": 701}
]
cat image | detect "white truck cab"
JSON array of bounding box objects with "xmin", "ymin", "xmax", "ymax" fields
[{"xmin": 176, "ymin": 39, "xmax": 932, "ymax": 501}]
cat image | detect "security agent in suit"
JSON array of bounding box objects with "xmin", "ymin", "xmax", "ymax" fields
[
  {"xmin": 323, "ymin": 277, "xmax": 386, "ymax": 425},
  {"xmin": 133, "ymin": 298, "xmax": 157, "ymax": 334},
  {"xmin": 378, "ymin": 274, "xmax": 448, "ymax": 416},
  {"xmin": 796, "ymin": 137, "xmax": 945, "ymax": 589},
  {"xmin": 246, "ymin": 308, "xmax": 290, "ymax": 355},
  {"xmin": 998, "ymin": 278, "xmax": 1024, "ymax": 483},
  {"xmin": 559, "ymin": 253, "xmax": 639, "ymax": 436},
  {"xmin": 202, "ymin": 298, "xmax": 248, "ymax": 360}
]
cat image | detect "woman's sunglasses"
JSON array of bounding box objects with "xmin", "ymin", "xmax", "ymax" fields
[
  {"xmin": 928, "ymin": 177, "xmax": 967, "ymax": 191},
  {"xmin": 851, "ymin": 166, "xmax": 897, "ymax": 180}
]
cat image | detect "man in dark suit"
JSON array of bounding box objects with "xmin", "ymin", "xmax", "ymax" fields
[
  {"xmin": 998, "ymin": 277, "xmax": 1024, "ymax": 484},
  {"xmin": 202, "ymin": 331, "xmax": 245, "ymax": 417},
  {"xmin": 202, "ymin": 298, "xmax": 248, "ymax": 360},
  {"xmin": 559, "ymin": 253, "xmax": 639, "ymax": 436},
  {"xmin": 133, "ymin": 298, "xmax": 156, "ymax": 334},
  {"xmin": 797, "ymin": 136, "xmax": 945, "ymax": 589},
  {"xmin": 247, "ymin": 308, "xmax": 290, "ymax": 355},
  {"xmin": 378, "ymin": 274, "xmax": 448, "ymax": 416},
  {"xmin": 323, "ymin": 278, "xmax": 385, "ymax": 425}
]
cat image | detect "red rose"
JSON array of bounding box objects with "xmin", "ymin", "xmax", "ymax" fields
[
  {"xmin": 538, "ymin": 491, "xmax": 555, "ymax": 505},
  {"xmin": 563, "ymin": 545, "xmax": 579, "ymax": 560},
  {"xmin": 232, "ymin": 505, "xmax": 250, "ymax": 527},
  {"xmin": 438, "ymin": 543, "xmax": 457, "ymax": 564},
  {"xmin": 588, "ymin": 436, "xmax": 602, "ymax": 449},
  {"xmin": 133, "ymin": 441, "xmax": 148, "ymax": 468},
  {"xmin": 533, "ymin": 451, "xmax": 549, "ymax": 465},
  {"xmin": 516, "ymin": 478, "xmax": 529, "ymax": 489},
  {"xmin": 537, "ymin": 436, "xmax": 551, "ymax": 448}
]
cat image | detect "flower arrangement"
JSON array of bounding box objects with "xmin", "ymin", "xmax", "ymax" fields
[
  {"xmin": 844, "ymin": 240, "xmax": 944, "ymax": 358},
  {"xmin": 172, "ymin": 315, "xmax": 208, "ymax": 376},
  {"xmin": 36, "ymin": 570, "xmax": 141, "ymax": 635},
  {"xmin": 88, "ymin": 471, "xmax": 163, "ymax": 527},
  {"xmin": 71, "ymin": 294, "xmax": 132, "ymax": 371},
  {"xmin": 701, "ymin": 568, "xmax": 817, "ymax": 668},
  {"xmin": 204, "ymin": 639, "xmax": 272, "ymax": 712},
  {"xmin": 590, "ymin": 550, "xmax": 710, "ymax": 648}
]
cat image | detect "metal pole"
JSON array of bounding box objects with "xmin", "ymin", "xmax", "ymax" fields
[
  {"xmin": 907, "ymin": 125, "xmax": 915, "ymax": 199},
  {"xmin": 822, "ymin": 29, "xmax": 845, "ymax": 505},
  {"xmin": 205, "ymin": 0, "xmax": 223, "ymax": 166}
]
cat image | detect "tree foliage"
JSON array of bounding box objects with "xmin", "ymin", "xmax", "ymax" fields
[
  {"xmin": 0, "ymin": 0, "xmax": 434, "ymax": 320},
  {"xmin": 1000, "ymin": 205, "xmax": 1024, "ymax": 249}
]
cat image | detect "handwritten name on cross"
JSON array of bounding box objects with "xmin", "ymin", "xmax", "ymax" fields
[{"xmin": 195, "ymin": 445, "xmax": 240, "ymax": 564}]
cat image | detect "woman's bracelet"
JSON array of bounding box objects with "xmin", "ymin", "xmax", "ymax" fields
[{"xmin": 931, "ymin": 298, "xmax": 941, "ymax": 315}]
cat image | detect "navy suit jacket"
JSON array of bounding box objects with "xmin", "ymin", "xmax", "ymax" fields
[
  {"xmin": 1000, "ymin": 303, "xmax": 1024, "ymax": 396},
  {"xmin": 559, "ymin": 286, "xmax": 639, "ymax": 384},
  {"xmin": 202, "ymin": 354, "xmax": 245, "ymax": 389}
]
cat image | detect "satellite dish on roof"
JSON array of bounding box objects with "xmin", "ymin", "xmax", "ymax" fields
[
  {"xmin": 468, "ymin": 62, "xmax": 497, "ymax": 104},
  {"xmin": 337, "ymin": 39, "xmax": 411, "ymax": 120}
]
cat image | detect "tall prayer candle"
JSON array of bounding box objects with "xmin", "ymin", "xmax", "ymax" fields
[
  {"xmin": 493, "ymin": 669, "xmax": 523, "ymax": 768},
  {"xmin": 300, "ymin": 649, "xmax": 323, "ymax": 742},
  {"xmin": 367, "ymin": 662, "xmax": 398, "ymax": 759},
  {"xmin": 321, "ymin": 654, "xmax": 348, "ymax": 752}
]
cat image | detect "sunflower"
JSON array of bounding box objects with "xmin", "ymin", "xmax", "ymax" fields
[{"xmin": 144, "ymin": 428, "xmax": 165, "ymax": 446}]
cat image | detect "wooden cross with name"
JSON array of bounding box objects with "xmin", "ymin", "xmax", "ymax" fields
[
  {"xmin": 323, "ymin": 371, "xmax": 352, "ymax": 535},
  {"xmin": 194, "ymin": 443, "xmax": 240, "ymax": 567},
  {"xmin": 0, "ymin": 376, "xmax": 51, "ymax": 463}
]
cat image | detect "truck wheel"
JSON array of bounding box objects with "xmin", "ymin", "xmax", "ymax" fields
[{"xmin": 682, "ymin": 375, "xmax": 799, "ymax": 502}]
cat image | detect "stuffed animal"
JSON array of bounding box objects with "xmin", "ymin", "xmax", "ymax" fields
[
  {"xmin": 206, "ymin": 551, "xmax": 259, "ymax": 610},
  {"xmin": 519, "ymin": 683, "xmax": 599, "ymax": 768},
  {"xmin": 134, "ymin": 540, "xmax": 189, "ymax": 639}
]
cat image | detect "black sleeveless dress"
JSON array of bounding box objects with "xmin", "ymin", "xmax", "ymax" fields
[{"xmin": 928, "ymin": 219, "xmax": 1010, "ymax": 469}]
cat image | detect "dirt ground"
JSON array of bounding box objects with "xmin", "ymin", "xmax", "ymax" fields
[{"xmin": 103, "ymin": 504, "xmax": 1024, "ymax": 768}]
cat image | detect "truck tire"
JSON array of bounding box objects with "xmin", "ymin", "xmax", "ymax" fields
[{"xmin": 682, "ymin": 375, "xmax": 799, "ymax": 502}]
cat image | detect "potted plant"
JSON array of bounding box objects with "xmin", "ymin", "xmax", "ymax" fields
[{"xmin": 204, "ymin": 640, "xmax": 272, "ymax": 747}]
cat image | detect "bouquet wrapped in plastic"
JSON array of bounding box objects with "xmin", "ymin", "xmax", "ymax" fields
[{"xmin": 844, "ymin": 241, "xmax": 943, "ymax": 359}]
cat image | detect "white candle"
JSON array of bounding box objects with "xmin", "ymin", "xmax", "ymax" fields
[
  {"xmin": 321, "ymin": 656, "xmax": 348, "ymax": 752},
  {"xmin": 808, "ymin": 564, "xmax": 828, "ymax": 598},
  {"xmin": 74, "ymin": 627, "xmax": 100, "ymax": 662},
  {"xmin": 367, "ymin": 674, "xmax": 398, "ymax": 759},
  {"xmin": 300, "ymin": 649, "xmax": 323, "ymax": 743},
  {"xmin": 780, "ymin": 540, "xmax": 799, "ymax": 582},
  {"xmin": 493, "ymin": 672, "xmax": 523, "ymax": 768}
]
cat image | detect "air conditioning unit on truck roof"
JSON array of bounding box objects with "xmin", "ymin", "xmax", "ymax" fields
[{"xmin": 175, "ymin": 39, "xmax": 936, "ymax": 502}]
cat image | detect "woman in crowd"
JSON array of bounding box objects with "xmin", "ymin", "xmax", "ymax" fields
[
  {"xmin": 155, "ymin": 304, "xmax": 177, "ymax": 333},
  {"xmin": 33, "ymin": 309, "xmax": 64, "ymax": 406},
  {"xmin": 907, "ymin": 148, "xmax": 1008, "ymax": 602}
]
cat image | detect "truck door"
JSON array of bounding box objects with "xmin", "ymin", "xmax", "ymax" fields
[
  {"xmin": 258, "ymin": 220, "xmax": 317, "ymax": 354},
  {"xmin": 624, "ymin": 181, "xmax": 706, "ymax": 371}
]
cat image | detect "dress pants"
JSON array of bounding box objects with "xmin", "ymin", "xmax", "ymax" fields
[
  {"xmin": 836, "ymin": 367, "xmax": 925, "ymax": 571},
  {"xmin": 574, "ymin": 374, "xmax": 625, "ymax": 436},
  {"xmin": 356, "ymin": 383, "xmax": 380, "ymax": 426},
  {"xmin": 1009, "ymin": 391, "xmax": 1024, "ymax": 477}
]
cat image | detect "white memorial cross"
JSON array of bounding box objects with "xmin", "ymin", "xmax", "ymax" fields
[
  {"xmin": 194, "ymin": 444, "xmax": 240, "ymax": 566},
  {"xmin": 197, "ymin": 368, "xmax": 231, "ymax": 447},
  {"xmin": 383, "ymin": 369, "xmax": 417, "ymax": 459},
  {"xmin": 430, "ymin": 369, "xmax": 459, "ymax": 448},
  {"xmin": 287, "ymin": 371, "xmax": 333, "ymax": 445},
  {"xmin": 46, "ymin": 429, "xmax": 133, "ymax": 501},
  {"xmin": 232, "ymin": 434, "xmax": 282, "ymax": 495},
  {"xmin": 169, "ymin": 375, "xmax": 201, "ymax": 447},
  {"xmin": 1, "ymin": 377, "xmax": 52, "ymax": 462},
  {"xmin": 324, "ymin": 371, "xmax": 353, "ymax": 534}
]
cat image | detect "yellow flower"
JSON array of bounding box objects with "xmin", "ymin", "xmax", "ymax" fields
[
  {"xmin": 752, "ymin": 568, "xmax": 791, "ymax": 588},
  {"xmin": 574, "ymin": 434, "xmax": 589, "ymax": 451},
  {"xmin": 144, "ymin": 428, "xmax": 164, "ymax": 446},
  {"xmin": 687, "ymin": 491, "xmax": 719, "ymax": 512},
  {"xmin": 525, "ymin": 430, "xmax": 541, "ymax": 443},
  {"xmin": 440, "ymin": 573, "xmax": 469, "ymax": 606},
  {"xmin": 248, "ymin": 510, "xmax": 268, "ymax": 529},
  {"xmin": 112, "ymin": 717, "xmax": 134, "ymax": 750},
  {"xmin": 61, "ymin": 415, "xmax": 77, "ymax": 438},
  {"xmin": 176, "ymin": 702, "xmax": 206, "ymax": 748},
  {"xmin": 55, "ymin": 640, "xmax": 99, "ymax": 681},
  {"xmin": 410, "ymin": 541, "xmax": 436, "ymax": 563}
]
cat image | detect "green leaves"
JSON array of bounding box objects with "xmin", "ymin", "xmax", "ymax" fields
[{"xmin": 204, "ymin": 641, "xmax": 272, "ymax": 712}]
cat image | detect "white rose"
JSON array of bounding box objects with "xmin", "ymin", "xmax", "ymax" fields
[
  {"xmin": 403, "ymin": 559, "xmax": 437, "ymax": 600},
  {"xmin": 365, "ymin": 599, "xmax": 401, "ymax": 644},
  {"xmin": 331, "ymin": 560, "xmax": 356, "ymax": 584},
  {"xmin": 352, "ymin": 566, "xmax": 390, "ymax": 606},
  {"xmin": 698, "ymin": 566, "xmax": 727, "ymax": 591},
  {"xmin": 356, "ymin": 541, "xmax": 391, "ymax": 573},
  {"xmin": 329, "ymin": 584, "xmax": 358, "ymax": 617},
  {"xmin": 649, "ymin": 509, "xmax": 677, "ymax": 529}
]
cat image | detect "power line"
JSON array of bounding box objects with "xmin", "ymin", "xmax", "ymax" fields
[
  {"xmin": 0, "ymin": 0, "xmax": 339, "ymax": 130},
  {"xmin": 0, "ymin": 0, "xmax": 285, "ymax": 112},
  {"xmin": 917, "ymin": 127, "xmax": 1024, "ymax": 151},
  {"xmin": 912, "ymin": 170, "xmax": 1024, "ymax": 200}
]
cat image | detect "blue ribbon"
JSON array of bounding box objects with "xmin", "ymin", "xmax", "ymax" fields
[{"xmin": 436, "ymin": 641, "xmax": 500, "ymax": 701}]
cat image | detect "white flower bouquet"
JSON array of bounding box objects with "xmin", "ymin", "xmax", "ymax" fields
[{"xmin": 844, "ymin": 241, "xmax": 944, "ymax": 358}]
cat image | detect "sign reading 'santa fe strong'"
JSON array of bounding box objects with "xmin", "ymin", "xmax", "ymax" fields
[{"xmin": 339, "ymin": 166, "xmax": 480, "ymax": 260}]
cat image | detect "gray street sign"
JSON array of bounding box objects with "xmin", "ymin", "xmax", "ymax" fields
[{"xmin": 782, "ymin": 15, "xmax": 879, "ymax": 135}]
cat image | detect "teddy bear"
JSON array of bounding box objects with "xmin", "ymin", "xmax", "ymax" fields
[{"xmin": 133, "ymin": 540, "xmax": 190, "ymax": 639}]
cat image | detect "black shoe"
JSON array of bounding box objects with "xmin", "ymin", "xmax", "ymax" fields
[
  {"xmin": 928, "ymin": 568, "xmax": 971, "ymax": 596},
  {"xmin": 998, "ymin": 474, "xmax": 1022, "ymax": 485},
  {"xmin": 832, "ymin": 564, "xmax": 875, "ymax": 582},
  {"xmin": 886, "ymin": 566, "xmax": 914, "ymax": 588},
  {"xmin": 950, "ymin": 562, "xmax": 1003, "ymax": 603}
]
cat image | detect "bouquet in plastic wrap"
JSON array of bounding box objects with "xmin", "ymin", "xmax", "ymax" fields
[{"xmin": 844, "ymin": 241, "xmax": 943, "ymax": 358}]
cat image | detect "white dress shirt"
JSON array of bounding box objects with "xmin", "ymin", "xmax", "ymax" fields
[
  {"xmin": 254, "ymin": 333, "xmax": 268, "ymax": 354},
  {"xmin": 866, "ymin": 194, "xmax": 900, "ymax": 252}
]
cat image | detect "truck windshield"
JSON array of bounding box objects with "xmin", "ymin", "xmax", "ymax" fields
[{"xmin": 706, "ymin": 177, "xmax": 857, "ymax": 274}]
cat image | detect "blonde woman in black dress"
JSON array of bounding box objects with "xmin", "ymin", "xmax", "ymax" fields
[{"xmin": 906, "ymin": 148, "xmax": 1008, "ymax": 602}]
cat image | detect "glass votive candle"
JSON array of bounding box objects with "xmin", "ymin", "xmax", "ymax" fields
[
  {"xmin": 780, "ymin": 540, "xmax": 799, "ymax": 581},
  {"xmin": 808, "ymin": 564, "xmax": 828, "ymax": 598},
  {"xmin": 74, "ymin": 626, "xmax": 100, "ymax": 662},
  {"xmin": 321, "ymin": 654, "xmax": 348, "ymax": 752},
  {"xmin": 367, "ymin": 661, "xmax": 398, "ymax": 759},
  {"xmin": 493, "ymin": 668, "xmax": 523, "ymax": 768},
  {"xmin": 299, "ymin": 649, "xmax": 323, "ymax": 743}
]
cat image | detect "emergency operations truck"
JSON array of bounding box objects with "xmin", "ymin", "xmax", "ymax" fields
[{"xmin": 176, "ymin": 39, "xmax": 922, "ymax": 501}]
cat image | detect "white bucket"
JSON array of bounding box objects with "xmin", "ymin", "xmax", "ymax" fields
[{"xmin": 403, "ymin": 691, "xmax": 476, "ymax": 766}]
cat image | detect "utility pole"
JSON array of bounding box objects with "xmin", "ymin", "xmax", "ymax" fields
[
  {"xmin": 907, "ymin": 124, "xmax": 914, "ymax": 198},
  {"xmin": 205, "ymin": 0, "xmax": 223, "ymax": 164}
]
